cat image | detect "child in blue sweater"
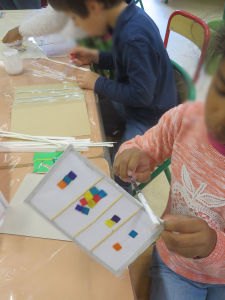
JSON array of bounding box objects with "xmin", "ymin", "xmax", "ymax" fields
[{"xmin": 48, "ymin": 0, "xmax": 177, "ymax": 191}]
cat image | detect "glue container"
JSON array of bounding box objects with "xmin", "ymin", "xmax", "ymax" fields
[{"xmin": 3, "ymin": 49, "xmax": 23, "ymax": 75}]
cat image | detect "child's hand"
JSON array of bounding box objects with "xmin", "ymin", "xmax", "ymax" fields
[
  {"xmin": 70, "ymin": 46, "xmax": 99, "ymax": 66},
  {"xmin": 113, "ymin": 148, "xmax": 152, "ymax": 182},
  {"xmin": 75, "ymin": 69, "xmax": 100, "ymax": 90},
  {"xmin": 2, "ymin": 26, "xmax": 22, "ymax": 44},
  {"xmin": 161, "ymin": 215, "xmax": 217, "ymax": 259}
]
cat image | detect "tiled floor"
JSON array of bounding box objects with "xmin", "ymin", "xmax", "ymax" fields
[{"xmin": 140, "ymin": 0, "xmax": 224, "ymax": 217}]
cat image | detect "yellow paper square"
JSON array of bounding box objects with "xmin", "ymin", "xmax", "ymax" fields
[
  {"xmin": 84, "ymin": 191, "xmax": 93, "ymax": 201},
  {"xmin": 105, "ymin": 220, "xmax": 116, "ymax": 228},
  {"xmin": 87, "ymin": 199, "xmax": 96, "ymax": 208}
]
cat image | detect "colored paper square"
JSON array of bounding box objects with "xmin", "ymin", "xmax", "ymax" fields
[
  {"xmin": 90, "ymin": 186, "xmax": 99, "ymax": 195},
  {"xmin": 33, "ymin": 151, "xmax": 63, "ymax": 173},
  {"xmin": 75, "ymin": 204, "xmax": 83, "ymax": 212},
  {"xmin": 129, "ymin": 230, "xmax": 138, "ymax": 238},
  {"xmin": 57, "ymin": 180, "xmax": 67, "ymax": 189},
  {"xmin": 98, "ymin": 190, "xmax": 107, "ymax": 198},
  {"xmin": 93, "ymin": 194, "xmax": 101, "ymax": 203},
  {"xmin": 87, "ymin": 199, "xmax": 96, "ymax": 208},
  {"xmin": 68, "ymin": 171, "xmax": 77, "ymax": 180},
  {"xmin": 113, "ymin": 243, "xmax": 122, "ymax": 251},
  {"xmin": 84, "ymin": 191, "xmax": 93, "ymax": 201},
  {"xmin": 63, "ymin": 175, "xmax": 72, "ymax": 184},
  {"xmin": 105, "ymin": 219, "xmax": 116, "ymax": 228},
  {"xmin": 80, "ymin": 198, "xmax": 88, "ymax": 206},
  {"xmin": 81, "ymin": 206, "xmax": 90, "ymax": 215},
  {"xmin": 111, "ymin": 215, "xmax": 120, "ymax": 223}
]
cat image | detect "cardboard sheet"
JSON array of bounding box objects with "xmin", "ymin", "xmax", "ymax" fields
[
  {"xmin": 11, "ymin": 83, "xmax": 91, "ymax": 137},
  {"xmin": 0, "ymin": 173, "xmax": 70, "ymax": 241}
]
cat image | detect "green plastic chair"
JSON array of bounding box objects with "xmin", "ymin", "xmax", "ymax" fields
[
  {"xmin": 134, "ymin": 60, "xmax": 196, "ymax": 193},
  {"xmin": 171, "ymin": 60, "xmax": 196, "ymax": 102}
]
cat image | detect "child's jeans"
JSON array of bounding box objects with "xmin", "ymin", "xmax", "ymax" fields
[{"xmin": 150, "ymin": 248, "xmax": 225, "ymax": 300}]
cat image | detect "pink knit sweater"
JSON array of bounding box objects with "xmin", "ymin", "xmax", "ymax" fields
[{"xmin": 118, "ymin": 102, "xmax": 225, "ymax": 284}]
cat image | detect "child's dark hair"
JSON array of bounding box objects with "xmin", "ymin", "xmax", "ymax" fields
[{"xmin": 48, "ymin": 0, "xmax": 123, "ymax": 17}]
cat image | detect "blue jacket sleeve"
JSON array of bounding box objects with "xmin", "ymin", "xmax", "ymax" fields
[
  {"xmin": 96, "ymin": 51, "xmax": 115, "ymax": 70},
  {"xmin": 94, "ymin": 40, "xmax": 158, "ymax": 107}
]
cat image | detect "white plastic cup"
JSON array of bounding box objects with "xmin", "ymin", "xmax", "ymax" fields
[{"xmin": 3, "ymin": 49, "xmax": 23, "ymax": 75}]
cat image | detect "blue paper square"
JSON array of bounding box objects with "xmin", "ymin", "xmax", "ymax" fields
[
  {"xmin": 68, "ymin": 171, "xmax": 77, "ymax": 180},
  {"xmin": 81, "ymin": 206, "xmax": 90, "ymax": 215},
  {"xmin": 63, "ymin": 175, "xmax": 72, "ymax": 184},
  {"xmin": 90, "ymin": 187, "xmax": 99, "ymax": 195},
  {"xmin": 98, "ymin": 190, "xmax": 107, "ymax": 198},
  {"xmin": 129, "ymin": 230, "xmax": 138, "ymax": 238},
  {"xmin": 75, "ymin": 204, "xmax": 82, "ymax": 212},
  {"xmin": 111, "ymin": 215, "xmax": 121, "ymax": 223}
]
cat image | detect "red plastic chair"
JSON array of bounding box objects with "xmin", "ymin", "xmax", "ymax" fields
[{"xmin": 164, "ymin": 10, "xmax": 210, "ymax": 82}]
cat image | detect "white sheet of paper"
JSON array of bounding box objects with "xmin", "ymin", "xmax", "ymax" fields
[
  {"xmin": 0, "ymin": 173, "xmax": 69, "ymax": 241},
  {"xmin": 34, "ymin": 34, "xmax": 76, "ymax": 57}
]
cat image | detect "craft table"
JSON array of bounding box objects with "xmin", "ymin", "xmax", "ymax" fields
[
  {"xmin": 0, "ymin": 158, "xmax": 134, "ymax": 300},
  {"xmin": 0, "ymin": 10, "xmax": 134, "ymax": 300},
  {"xmin": 0, "ymin": 57, "xmax": 108, "ymax": 201},
  {"xmin": 0, "ymin": 66, "xmax": 134, "ymax": 300},
  {"xmin": 0, "ymin": 57, "xmax": 106, "ymax": 158}
]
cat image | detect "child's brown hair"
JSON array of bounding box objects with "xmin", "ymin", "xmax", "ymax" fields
[{"xmin": 48, "ymin": 0, "xmax": 123, "ymax": 17}]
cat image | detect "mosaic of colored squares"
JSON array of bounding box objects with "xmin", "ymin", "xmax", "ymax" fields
[{"xmin": 57, "ymin": 170, "xmax": 139, "ymax": 252}]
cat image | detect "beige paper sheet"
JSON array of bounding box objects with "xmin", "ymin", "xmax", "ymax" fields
[{"xmin": 11, "ymin": 84, "xmax": 91, "ymax": 137}]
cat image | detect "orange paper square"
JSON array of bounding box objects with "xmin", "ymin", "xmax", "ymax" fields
[
  {"xmin": 113, "ymin": 243, "xmax": 122, "ymax": 251},
  {"xmin": 57, "ymin": 180, "xmax": 67, "ymax": 189}
]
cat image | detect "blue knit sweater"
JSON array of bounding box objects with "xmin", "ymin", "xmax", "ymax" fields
[{"xmin": 94, "ymin": 1, "xmax": 177, "ymax": 126}]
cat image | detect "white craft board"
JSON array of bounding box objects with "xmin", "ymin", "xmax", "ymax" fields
[
  {"xmin": 0, "ymin": 173, "xmax": 69, "ymax": 241},
  {"xmin": 25, "ymin": 146, "xmax": 163, "ymax": 275}
]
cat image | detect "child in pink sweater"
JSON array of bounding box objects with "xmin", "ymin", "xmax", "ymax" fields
[{"xmin": 114, "ymin": 26, "xmax": 225, "ymax": 300}]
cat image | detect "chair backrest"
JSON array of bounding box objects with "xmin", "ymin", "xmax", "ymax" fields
[
  {"xmin": 172, "ymin": 60, "xmax": 196, "ymax": 103},
  {"xmin": 133, "ymin": 60, "xmax": 196, "ymax": 194},
  {"xmin": 164, "ymin": 10, "xmax": 210, "ymax": 82}
]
